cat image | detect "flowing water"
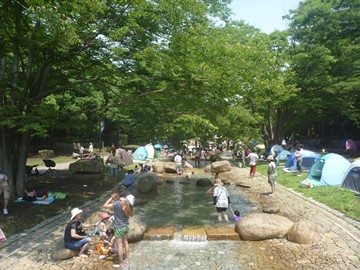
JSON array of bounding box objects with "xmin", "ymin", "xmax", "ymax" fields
[{"xmin": 133, "ymin": 175, "xmax": 257, "ymax": 228}]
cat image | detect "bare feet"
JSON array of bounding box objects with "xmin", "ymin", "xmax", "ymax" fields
[{"xmin": 79, "ymin": 254, "xmax": 88, "ymax": 258}]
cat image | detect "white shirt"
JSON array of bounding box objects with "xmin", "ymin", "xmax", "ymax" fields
[
  {"xmin": 213, "ymin": 185, "xmax": 229, "ymax": 208},
  {"xmin": 174, "ymin": 154, "xmax": 182, "ymax": 165},
  {"xmin": 248, "ymin": 153, "xmax": 259, "ymax": 166}
]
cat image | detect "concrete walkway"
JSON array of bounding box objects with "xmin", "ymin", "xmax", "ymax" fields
[{"xmin": 0, "ymin": 167, "xmax": 359, "ymax": 269}]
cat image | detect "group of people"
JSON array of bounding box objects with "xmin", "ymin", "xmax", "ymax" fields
[
  {"xmin": 174, "ymin": 152, "xmax": 194, "ymax": 175},
  {"xmin": 57, "ymin": 141, "xmax": 306, "ymax": 268},
  {"xmin": 242, "ymin": 143, "xmax": 304, "ymax": 196},
  {"xmin": 64, "ymin": 191, "xmax": 135, "ymax": 268}
]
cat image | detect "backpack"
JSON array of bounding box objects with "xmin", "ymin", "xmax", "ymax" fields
[{"xmin": 120, "ymin": 198, "xmax": 132, "ymax": 217}]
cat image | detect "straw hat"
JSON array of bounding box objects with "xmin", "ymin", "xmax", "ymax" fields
[
  {"xmin": 267, "ymin": 155, "xmax": 275, "ymax": 161},
  {"xmin": 70, "ymin": 208, "xmax": 83, "ymax": 221},
  {"xmin": 214, "ymin": 178, "xmax": 223, "ymax": 186}
]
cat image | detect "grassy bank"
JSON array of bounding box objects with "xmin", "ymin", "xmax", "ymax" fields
[
  {"xmin": 256, "ymin": 162, "xmax": 360, "ymax": 221},
  {"xmin": 26, "ymin": 155, "xmax": 75, "ymax": 166}
]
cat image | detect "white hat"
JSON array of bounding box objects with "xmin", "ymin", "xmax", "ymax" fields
[
  {"xmin": 70, "ymin": 208, "xmax": 83, "ymax": 221},
  {"xmin": 126, "ymin": 195, "xmax": 135, "ymax": 206}
]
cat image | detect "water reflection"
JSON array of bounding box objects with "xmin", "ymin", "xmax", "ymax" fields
[{"xmin": 134, "ymin": 175, "xmax": 257, "ymax": 227}]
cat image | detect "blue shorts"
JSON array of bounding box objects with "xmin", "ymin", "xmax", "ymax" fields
[
  {"xmin": 65, "ymin": 237, "xmax": 91, "ymax": 250},
  {"xmin": 109, "ymin": 167, "xmax": 118, "ymax": 177}
]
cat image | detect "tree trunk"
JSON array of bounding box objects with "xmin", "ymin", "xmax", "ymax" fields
[{"xmin": 15, "ymin": 132, "xmax": 30, "ymax": 197}]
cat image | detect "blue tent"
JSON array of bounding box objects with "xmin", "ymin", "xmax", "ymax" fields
[
  {"xmin": 132, "ymin": 146, "xmax": 148, "ymax": 161},
  {"xmin": 341, "ymin": 160, "xmax": 360, "ymax": 193},
  {"xmin": 284, "ymin": 150, "xmax": 320, "ymax": 172},
  {"xmin": 275, "ymin": 149, "xmax": 292, "ymax": 166},
  {"xmin": 154, "ymin": 144, "xmax": 163, "ymax": 150},
  {"xmin": 266, "ymin": 144, "xmax": 283, "ymax": 156},
  {"xmin": 302, "ymin": 153, "xmax": 350, "ymax": 187}
]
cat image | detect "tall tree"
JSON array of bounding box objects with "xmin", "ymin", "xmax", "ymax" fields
[
  {"xmin": 285, "ymin": 0, "xmax": 360, "ymax": 139},
  {"xmin": 0, "ymin": 0, "xmax": 232, "ymax": 197}
]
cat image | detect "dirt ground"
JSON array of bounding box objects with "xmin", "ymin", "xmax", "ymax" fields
[{"xmin": 0, "ymin": 166, "xmax": 118, "ymax": 237}]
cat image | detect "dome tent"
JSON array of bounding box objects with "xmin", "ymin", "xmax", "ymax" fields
[
  {"xmin": 132, "ymin": 146, "xmax": 148, "ymax": 161},
  {"xmin": 302, "ymin": 153, "xmax": 350, "ymax": 187},
  {"xmin": 144, "ymin": 144, "xmax": 155, "ymax": 159},
  {"xmin": 341, "ymin": 160, "xmax": 360, "ymax": 193}
]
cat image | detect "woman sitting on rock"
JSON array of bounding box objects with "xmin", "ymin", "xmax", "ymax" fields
[{"xmin": 64, "ymin": 208, "xmax": 92, "ymax": 258}]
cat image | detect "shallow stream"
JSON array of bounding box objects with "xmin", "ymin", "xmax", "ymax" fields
[{"xmin": 133, "ymin": 174, "xmax": 257, "ymax": 227}]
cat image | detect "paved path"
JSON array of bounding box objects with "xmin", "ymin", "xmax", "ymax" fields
[{"xmin": 0, "ymin": 167, "xmax": 359, "ymax": 269}]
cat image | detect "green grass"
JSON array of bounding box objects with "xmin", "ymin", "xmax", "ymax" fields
[
  {"xmin": 26, "ymin": 156, "xmax": 74, "ymax": 166},
  {"xmin": 257, "ymin": 163, "xmax": 360, "ymax": 221}
]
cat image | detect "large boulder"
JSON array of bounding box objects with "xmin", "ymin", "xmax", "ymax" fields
[
  {"xmin": 204, "ymin": 164, "xmax": 211, "ymax": 173},
  {"xmin": 69, "ymin": 157, "xmax": 105, "ymax": 173},
  {"xmin": 152, "ymin": 162, "xmax": 165, "ymax": 173},
  {"xmin": 135, "ymin": 172, "xmax": 158, "ymax": 194},
  {"xmin": 38, "ymin": 149, "xmax": 55, "ymax": 158},
  {"xmin": 163, "ymin": 162, "xmax": 176, "ymax": 173},
  {"xmin": 236, "ymin": 213, "xmax": 293, "ymax": 241},
  {"xmin": 51, "ymin": 238, "xmax": 78, "ymax": 260},
  {"xmin": 259, "ymin": 195, "xmax": 280, "ymax": 214},
  {"xmin": 195, "ymin": 178, "xmax": 213, "ymax": 187},
  {"xmin": 287, "ymin": 220, "xmax": 321, "ymax": 244},
  {"xmin": 221, "ymin": 167, "xmax": 243, "ymax": 182},
  {"xmin": 210, "ymin": 160, "xmax": 232, "ymax": 173},
  {"xmin": 128, "ymin": 216, "xmax": 147, "ymax": 242}
]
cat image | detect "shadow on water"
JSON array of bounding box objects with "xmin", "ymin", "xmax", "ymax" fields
[{"xmin": 134, "ymin": 173, "xmax": 257, "ymax": 228}]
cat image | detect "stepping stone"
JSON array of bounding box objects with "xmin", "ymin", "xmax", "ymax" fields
[
  {"xmin": 205, "ymin": 226, "xmax": 240, "ymax": 241},
  {"xmin": 180, "ymin": 226, "xmax": 207, "ymax": 241},
  {"xmin": 144, "ymin": 226, "xmax": 176, "ymax": 240}
]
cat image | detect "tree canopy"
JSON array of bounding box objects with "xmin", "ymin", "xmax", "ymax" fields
[{"xmin": 1, "ymin": 0, "xmax": 359, "ymax": 197}]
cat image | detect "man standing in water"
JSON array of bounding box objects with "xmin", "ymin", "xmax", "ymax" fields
[
  {"xmin": 213, "ymin": 178, "xmax": 231, "ymax": 222},
  {"xmin": 174, "ymin": 152, "xmax": 183, "ymax": 175},
  {"xmin": 194, "ymin": 148, "xmax": 201, "ymax": 167}
]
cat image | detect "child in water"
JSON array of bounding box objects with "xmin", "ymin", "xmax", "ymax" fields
[{"xmin": 230, "ymin": 206, "xmax": 241, "ymax": 222}]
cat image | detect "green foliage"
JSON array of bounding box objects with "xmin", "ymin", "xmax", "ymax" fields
[{"xmin": 286, "ymin": 0, "xmax": 360, "ymax": 137}]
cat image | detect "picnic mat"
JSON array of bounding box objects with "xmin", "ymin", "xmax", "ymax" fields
[
  {"xmin": 48, "ymin": 192, "xmax": 67, "ymax": 199},
  {"xmin": 15, "ymin": 197, "xmax": 56, "ymax": 205}
]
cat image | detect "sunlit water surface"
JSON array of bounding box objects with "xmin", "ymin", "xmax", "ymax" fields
[{"xmin": 133, "ymin": 175, "xmax": 257, "ymax": 227}]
